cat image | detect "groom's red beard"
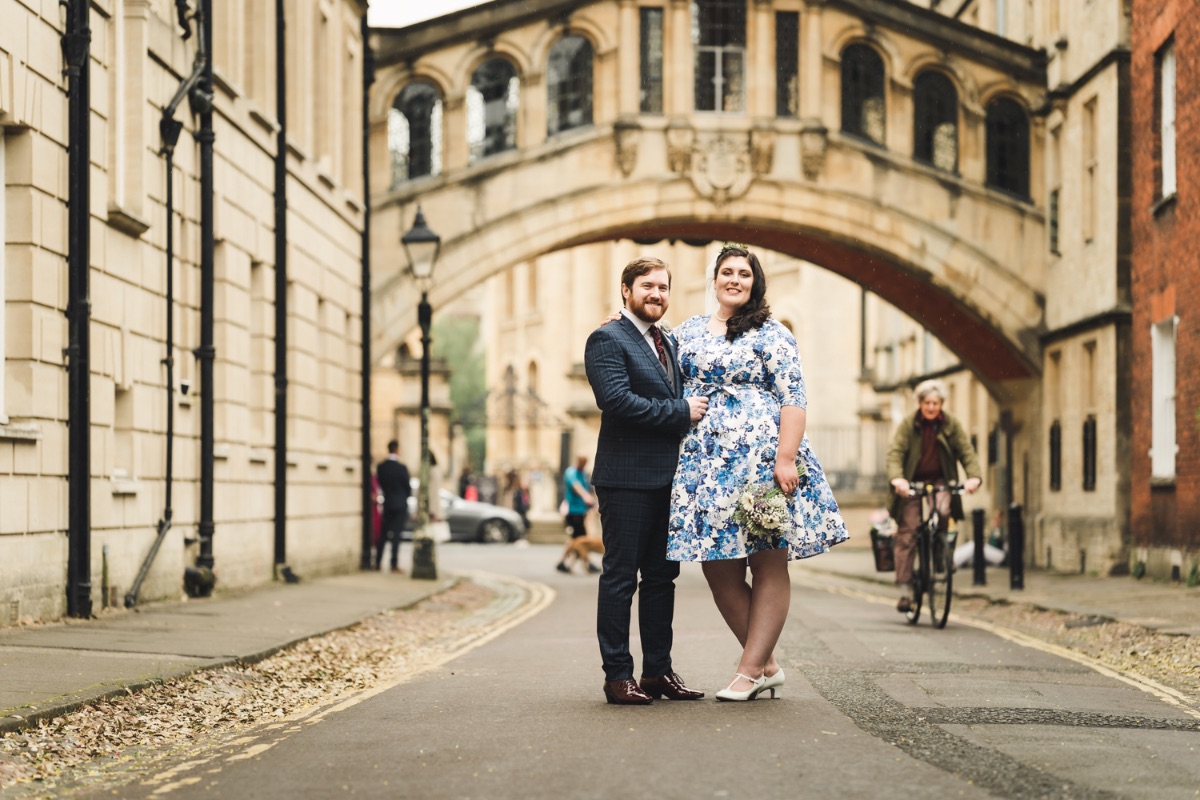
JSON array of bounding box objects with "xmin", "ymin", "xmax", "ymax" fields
[{"xmin": 629, "ymin": 296, "xmax": 666, "ymax": 323}]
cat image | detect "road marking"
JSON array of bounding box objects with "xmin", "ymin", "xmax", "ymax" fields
[{"xmin": 803, "ymin": 576, "xmax": 1200, "ymax": 720}]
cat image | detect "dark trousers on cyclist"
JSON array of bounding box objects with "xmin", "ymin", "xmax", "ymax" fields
[{"xmin": 894, "ymin": 481, "xmax": 951, "ymax": 587}]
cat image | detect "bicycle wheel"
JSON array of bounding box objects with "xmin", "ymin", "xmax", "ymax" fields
[
  {"xmin": 905, "ymin": 534, "xmax": 926, "ymax": 625},
  {"xmin": 928, "ymin": 525, "xmax": 954, "ymax": 628}
]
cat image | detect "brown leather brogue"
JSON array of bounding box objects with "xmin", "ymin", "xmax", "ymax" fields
[
  {"xmin": 603, "ymin": 678, "xmax": 654, "ymax": 705},
  {"xmin": 639, "ymin": 672, "xmax": 705, "ymax": 701}
]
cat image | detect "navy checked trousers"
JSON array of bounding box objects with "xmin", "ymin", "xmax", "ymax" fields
[{"xmin": 595, "ymin": 485, "xmax": 679, "ymax": 681}]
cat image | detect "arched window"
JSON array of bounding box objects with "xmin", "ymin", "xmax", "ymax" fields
[
  {"xmin": 912, "ymin": 71, "xmax": 958, "ymax": 171},
  {"xmin": 693, "ymin": 0, "xmax": 746, "ymax": 113},
  {"xmin": 547, "ymin": 36, "xmax": 594, "ymax": 136},
  {"xmin": 986, "ymin": 97, "xmax": 1030, "ymax": 197},
  {"xmin": 840, "ymin": 44, "xmax": 886, "ymax": 145},
  {"xmin": 388, "ymin": 82, "xmax": 442, "ymax": 187},
  {"xmin": 468, "ymin": 58, "xmax": 519, "ymax": 163}
]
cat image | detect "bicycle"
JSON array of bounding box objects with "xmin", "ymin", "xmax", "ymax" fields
[{"xmin": 903, "ymin": 482, "xmax": 964, "ymax": 629}]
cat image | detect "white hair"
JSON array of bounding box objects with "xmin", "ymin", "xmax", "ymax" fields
[{"xmin": 914, "ymin": 379, "xmax": 948, "ymax": 404}]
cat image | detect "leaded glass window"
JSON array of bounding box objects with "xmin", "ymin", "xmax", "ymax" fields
[
  {"xmin": 548, "ymin": 36, "xmax": 594, "ymax": 136},
  {"xmin": 693, "ymin": 0, "xmax": 746, "ymax": 113},
  {"xmin": 775, "ymin": 12, "xmax": 799, "ymax": 117},
  {"xmin": 841, "ymin": 44, "xmax": 885, "ymax": 145},
  {"xmin": 640, "ymin": 8, "xmax": 664, "ymax": 114},
  {"xmin": 389, "ymin": 82, "xmax": 442, "ymax": 187},
  {"xmin": 468, "ymin": 59, "xmax": 519, "ymax": 163},
  {"xmin": 985, "ymin": 97, "xmax": 1030, "ymax": 197},
  {"xmin": 913, "ymin": 71, "xmax": 957, "ymax": 171}
]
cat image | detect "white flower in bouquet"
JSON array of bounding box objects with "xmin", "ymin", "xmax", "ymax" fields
[{"xmin": 733, "ymin": 483, "xmax": 792, "ymax": 544}]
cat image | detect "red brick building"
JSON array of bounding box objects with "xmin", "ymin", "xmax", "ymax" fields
[{"xmin": 1131, "ymin": 0, "xmax": 1200, "ymax": 580}]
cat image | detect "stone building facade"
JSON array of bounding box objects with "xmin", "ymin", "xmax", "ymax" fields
[
  {"xmin": 1, "ymin": 0, "xmax": 369, "ymax": 624},
  {"xmin": 1130, "ymin": 0, "xmax": 1199, "ymax": 581}
]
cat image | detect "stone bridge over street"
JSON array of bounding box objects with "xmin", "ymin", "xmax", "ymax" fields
[{"xmin": 370, "ymin": 0, "xmax": 1049, "ymax": 390}]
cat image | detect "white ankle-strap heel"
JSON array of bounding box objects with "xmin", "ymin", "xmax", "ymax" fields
[{"xmin": 715, "ymin": 672, "xmax": 766, "ymax": 702}]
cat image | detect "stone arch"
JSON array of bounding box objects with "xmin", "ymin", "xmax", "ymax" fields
[
  {"xmin": 903, "ymin": 53, "xmax": 980, "ymax": 111},
  {"xmin": 374, "ymin": 180, "xmax": 1043, "ymax": 388},
  {"xmin": 456, "ymin": 40, "xmax": 533, "ymax": 94},
  {"xmin": 373, "ymin": 65, "xmax": 452, "ymax": 120}
]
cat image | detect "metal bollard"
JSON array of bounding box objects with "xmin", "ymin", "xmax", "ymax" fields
[
  {"xmin": 1008, "ymin": 502, "xmax": 1025, "ymax": 590},
  {"xmin": 972, "ymin": 508, "xmax": 986, "ymax": 586}
]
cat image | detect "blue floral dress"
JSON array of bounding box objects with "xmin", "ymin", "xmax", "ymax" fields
[{"xmin": 667, "ymin": 315, "xmax": 850, "ymax": 561}]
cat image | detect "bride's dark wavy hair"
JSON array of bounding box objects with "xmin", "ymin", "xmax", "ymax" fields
[{"xmin": 714, "ymin": 245, "xmax": 771, "ymax": 341}]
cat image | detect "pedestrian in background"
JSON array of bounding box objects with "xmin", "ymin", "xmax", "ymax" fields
[
  {"xmin": 376, "ymin": 439, "xmax": 412, "ymax": 573},
  {"xmin": 557, "ymin": 455, "xmax": 599, "ymax": 574}
]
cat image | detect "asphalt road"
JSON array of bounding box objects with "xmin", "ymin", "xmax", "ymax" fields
[{"xmin": 76, "ymin": 544, "xmax": 1200, "ymax": 800}]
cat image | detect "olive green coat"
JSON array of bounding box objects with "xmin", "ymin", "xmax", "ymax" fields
[{"xmin": 885, "ymin": 410, "xmax": 982, "ymax": 521}]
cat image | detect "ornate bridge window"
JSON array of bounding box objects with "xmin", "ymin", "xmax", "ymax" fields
[
  {"xmin": 692, "ymin": 0, "xmax": 746, "ymax": 113},
  {"xmin": 547, "ymin": 35, "xmax": 594, "ymax": 136},
  {"xmin": 985, "ymin": 97, "xmax": 1030, "ymax": 198},
  {"xmin": 640, "ymin": 8, "xmax": 665, "ymax": 114},
  {"xmin": 912, "ymin": 71, "xmax": 958, "ymax": 172},
  {"xmin": 468, "ymin": 58, "xmax": 520, "ymax": 163},
  {"xmin": 775, "ymin": 12, "xmax": 799, "ymax": 117},
  {"xmin": 840, "ymin": 44, "xmax": 886, "ymax": 145},
  {"xmin": 389, "ymin": 82, "xmax": 442, "ymax": 187}
]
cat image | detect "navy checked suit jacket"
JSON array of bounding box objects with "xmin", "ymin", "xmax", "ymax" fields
[{"xmin": 584, "ymin": 316, "xmax": 690, "ymax": 490}]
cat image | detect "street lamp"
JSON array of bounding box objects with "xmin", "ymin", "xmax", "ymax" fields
[{"xmin": 402, "ymin": 207, "xmax": 441, "ymax": 580}]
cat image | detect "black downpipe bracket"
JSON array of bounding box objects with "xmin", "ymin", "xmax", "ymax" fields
[
  {"xmin": 126, "ymin": 9, "xmax": 204, "ymax": 608},
  {"xmin": 273, "ymin": 0, "xmax": 297, "ymax": 584},
  {"xmin": 360, "ymin": 13, "xmax": 375, "ymax": 570},
  {"xmin": 62, "ymin": 0, "xmax": 92, "ymax": 618},
  {"xmin": 185, "ymin": 0, "xmax": 216, "ymax": 598}
]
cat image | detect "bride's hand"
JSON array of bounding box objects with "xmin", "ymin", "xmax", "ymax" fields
[
  {"xmin": 774, "ymin": 460, "xmax": 800, "ymax": 495},
  {"xmin": 600, "ymin": 311, "xmax": 621, "ymax": 325}
]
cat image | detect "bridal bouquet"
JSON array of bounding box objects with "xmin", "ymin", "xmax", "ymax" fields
[{"xmin": 733, "ymin": 483, "xmax": 792, "ymax": 544}]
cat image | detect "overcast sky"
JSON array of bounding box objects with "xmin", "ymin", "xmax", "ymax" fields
[{"xmin": 369, "ymin": 0, "xmax": 486, "ymax": 28}]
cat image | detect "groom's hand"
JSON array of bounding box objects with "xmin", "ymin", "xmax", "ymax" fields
[{"xmin": 687, "ymin": 396, "xmax": 708, "ymax": 422}]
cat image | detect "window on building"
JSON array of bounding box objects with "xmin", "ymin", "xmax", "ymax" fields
[
  {"xmin": 1158, "ymin": 40, "xmax": 1176, "ymax": 198},
  {"xmin": 985, "ymin": 97, "xmax": 1030, "ymax": 197},
  {"xmin": 1083, "ymin": 96, "xmax": 1097, "ymax": 242},
  {"xmin": 468, "ymin": 59, "xmax": 520, "ymax": 163},
  {"xmin": 1082, "ymin": 415, "xmax": 1097, "ymax": 491},
  {"xmin": 389, "ymin": 82, "xmax": 442, "ymax": 187},
  {"xmin": 840, "ymin": 44, "xmax": 886, "ymax": 145},
  {"xmin": 912, "ymin": 71, "xmax": 958, "ymax": 171},
  {"xmin": 693, "ymin": 0, "xmax": 746, "ymax": 113},
  {"xmin": 639, "ymin": 8, "xmax": 664, "ymax": 114},
  {"xmin": 775, "ymin": 12, "xmax": 799, "ymax": 117},
  {"xmin": 1049, "ymin": 420, "xmax": 1062, "ymax": 492},
  {"xmin": 547, "ymin": 35, "xmax": 594, "ymax": 136},
  {"xmin": 1151, "ymin": 317, "xmax": 1177, "ymax": 479},
  {"xmin": 1048, "ymin": 189, "xmax": 1060, "ymax": 254}
]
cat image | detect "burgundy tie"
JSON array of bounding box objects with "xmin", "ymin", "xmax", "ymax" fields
[{"xmin": 649, "ymin": 326, "xmax": 668, "ymax": 370}]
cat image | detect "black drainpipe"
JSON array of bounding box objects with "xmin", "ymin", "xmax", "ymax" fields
[
  {"xmin": 126, "ymin": 9, "xmax": 204, "ymax": 608},
  {"xmin": 62, "ymin": 0, "xmax": 92, "ymax": 619},
  {"xmin": 273, "ymin": 0, "xmax": 297, "ymax": 583},
  {"xmin": 360, "ymin": 13, "xmax": 375, "ymax": 570},
  {"xmin": 185, "ymin": 0, "xmax": 216, "ymax": 597}
]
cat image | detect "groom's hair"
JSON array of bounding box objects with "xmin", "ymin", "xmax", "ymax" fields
[{"xmin": 620, "ymin": 257, "xmax": 672, "ymax": 293}]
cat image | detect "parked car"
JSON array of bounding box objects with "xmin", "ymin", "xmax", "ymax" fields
[{"xmin": 403, "ymin": 484, "xmax": 527, "ymax": 543}]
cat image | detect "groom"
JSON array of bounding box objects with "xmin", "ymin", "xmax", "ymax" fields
[{"xmin": 584, "ymin": 257, "xmax": 708, "ymax": 705}]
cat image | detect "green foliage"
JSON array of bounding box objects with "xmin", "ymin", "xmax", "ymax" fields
[
  {"xmin": 431, "ymin": 315, "xmax": 488, "ymax": 469},
  {"xmin": 1188, "ymin": 563, "xmax": 1199, "ymax": 588},
  {"xmin": 1132, "ymin": 560, "xmax": 1146, "ymax": 580}
]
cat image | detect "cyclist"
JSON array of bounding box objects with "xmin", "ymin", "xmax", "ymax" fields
[{"xmin": 886, "ymin": 379, "xmax": 982, "ymax": 614}]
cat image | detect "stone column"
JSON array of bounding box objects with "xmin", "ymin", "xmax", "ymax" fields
[
  {"xmin": 522, "ymin": 71, "xmax": 546, "ymax": 150},
  {"xmin": 800, "ymin": 0, "xmax": 826, "ymax": 123},
  {"xmin": 667, "ymin": 0, "xmax": 693, "ymax": 117},
  {"xmin": 750, "ymin": 0, "xmax": 773, "ymax": 117},
  {"xmin": 442, "ymin": 95, "xmax": 468, "ymax": 171},
  {"xmin": 617, "ymin": 0, "xmax": 639, "ymax": 116}
]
